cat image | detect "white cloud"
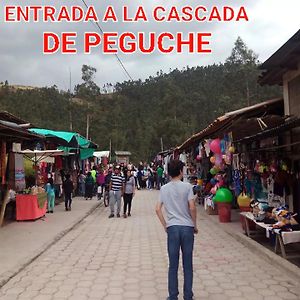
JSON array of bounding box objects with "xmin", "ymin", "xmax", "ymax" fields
[{"xmin": 0, "ymin": 0, "xmax": 299, "ymax": 89}]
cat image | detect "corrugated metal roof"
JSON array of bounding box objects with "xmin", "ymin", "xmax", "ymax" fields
[
  {"xmin": 234, "ymin": 116, "xmax": 300, "ymax": 143},
  {"xmin": 224, "ymin": 98, "xmax": 282, "ymax": 117},
  {"xmin": 0, "ymin": 123, "xmax": 42, "ymax": 141},
  {"xmin": 0, "ymin": 111, "xmax": 32, "ymax": 126},
  {"xmin": 259, "ymin": 29, "xmax": 300, "ymax": 86},
  {"xmin": 177, "ymin": 98, "xmax": 283, "ymax": 150},
  {"xmin": 115, "ymin": 151, "xmax": 131, "ymax": 156}
]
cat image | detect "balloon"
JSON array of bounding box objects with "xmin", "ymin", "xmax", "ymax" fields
[
  {"xmin": 210, "ymin": 186, "xmax": 217, "ymax": 195},
  {"xmin": 218, "ymin": 180, "xmax": 225, "ymax": 187},
  {"xmin": 197, "ymin": 179, "xmax": 203, "ymax": 186},
  {"xmin": 229, "ymin": 146, "xmax": 235, "ymax": 153},
  {"xmin": 196, "ymin": 155, "xmax": 201, "ymax": 161},
  {"xmin": 210, "ymin": 178, "xmax": 217, "ymax": 185},
  {"xmin": 225, "ymin": 155, "xmax": 231, "ymax": 165},
  {"xmin": 210, "ymin": 156, "xmax": 216, "ymax": 164},
  {"xmin": 220, "ymin": 139, "xmax": 226, "ymax": 154},
  {"xmin": 214, "ymin": 188, "xmax": 233, "ymax": 203},
  {"xmin": 237, "ymin": 193, "xmax": 251, "ymax": 207},
  {"xmin": 216, "ymin": 174, "xmax": 222, "ymax": 181},
  {"xmin": 215, "ymin": 154, "xmax": 223, "ymax": 166},
  {"xmin": 210, "ymin": 138, "xmax": 221, "ymax": 154},
  {"xmin": 210, "ymin": 168, "xmax": 218, "ymax": 175}
]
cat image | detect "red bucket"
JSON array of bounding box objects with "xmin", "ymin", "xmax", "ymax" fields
[{"xmin": 217, "ymin": 202, "xmax": 231, "ymax": 223}]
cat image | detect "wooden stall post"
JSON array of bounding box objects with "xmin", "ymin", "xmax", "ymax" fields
[{"xmin": 0, "ymin": 190, "xmax": 9, "ymax": 227}]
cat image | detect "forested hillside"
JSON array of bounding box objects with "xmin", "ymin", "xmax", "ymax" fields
[{"xmin": 0, "ymin": 38, "xmax": 281, "ymax": 161}]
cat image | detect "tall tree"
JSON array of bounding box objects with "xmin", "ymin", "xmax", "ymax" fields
[
  {"xmin": 0, "ymin": 38, "xmax": 282, "ymax": 161},
  {"xmin": 74, "ymin": 65, "xmax": 101, "ymax": 139},
  {"xmin": 225, "ymin": 37, "xmax": 259, "ymax": 106}
]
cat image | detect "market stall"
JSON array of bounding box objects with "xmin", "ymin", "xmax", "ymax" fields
[
  {"xmin": 174, "ymin": 98, "xmax": 287, "ymax": 221},
  {"xmin": 0, "ymin": 112, "xmax": 43, "ymax": 227},
  {"xmin": 241, "ymin": 211, "xmax": 300, "ymax": 259},
  {"xmin": 18, "ymin": 149, "xmax": 65, "ymax": 185},
  {"xmin": 94, "ymin": 151, "xmax": 110, "ymax": 166},
  {"xmin": 16, "ymin": 190, "xmax": 47, "ymax": 221},
  {"xmin": 13, "ymin": 149, "xmax": 65, "ymax": 221},
  {"xmin": 28, "ymin": 128, "xmax": 98, "ymax": 193}
]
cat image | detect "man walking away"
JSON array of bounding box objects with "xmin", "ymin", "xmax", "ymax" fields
[
  {"xmin": 63, "ymin": 174, "xmax": 74, "ymax": 211},
  {"xmin": 109, "ymin": 166, "xmax": 125, "ymax": 218},
  {"xmin": 155, "ymin": 160, "xmax": 198, "ymax": 300}
]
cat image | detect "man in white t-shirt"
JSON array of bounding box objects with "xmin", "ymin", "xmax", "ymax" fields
[{"xmin": 155, "ymin": 160, "xmax": 198, "ymax": 300}]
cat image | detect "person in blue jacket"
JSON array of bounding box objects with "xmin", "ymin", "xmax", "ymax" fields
[{"xmin": 45, "ymin": 178, "xmax": 55, "ymax": 213}]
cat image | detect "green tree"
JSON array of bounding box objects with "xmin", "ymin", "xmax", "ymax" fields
[
  {"xmin": 0, "ymin": 38, "xmax": 282, "ymax": 161},
  {"xmin": 74, "ymin": 65, "xmax": 101, "ymax": 139},
  {"xmin": 225, "ymin": 37, "xmax": 259, "ymax": 107}
]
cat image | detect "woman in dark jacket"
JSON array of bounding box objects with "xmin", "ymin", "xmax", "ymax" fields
[
  {"xmin": 123, "ymin": 170, "xmax": 136, "ymax": 218},
  {"xmin": 85, "ymin": 172, "xmax": 94, "ymax": 200}
]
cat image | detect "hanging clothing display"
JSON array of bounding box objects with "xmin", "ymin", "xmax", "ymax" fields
[
  {"xmin": 163, "ymin": 155, "xmax": 169, "ymax": 174},
  {"xmin": 204, "ymin": 140, "xmax": 211, "ymax": 157},
  {"xmin": 55, "ymin": 156, "xmax": 63, "ymax": 170},
  {"xmin": 232, "ymin": 154, "xmax": 240, "ymax": 170},
  {"xmin": 179, "ymin": 152, "xmax": 187, "ymax": 164},
  {"xmin": 14, "ymin": 153, "xmax": 25, "ymax": 192},
  {"xmin": 232, "ymin": 169, "xmax": 242, "ymax": 196}
]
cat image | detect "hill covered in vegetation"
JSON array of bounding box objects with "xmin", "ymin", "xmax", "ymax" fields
[{"xmin": 0, "ymin": 38, "xmax": 280, "ymax": 161}]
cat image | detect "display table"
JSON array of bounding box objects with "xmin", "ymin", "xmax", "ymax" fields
[
  {"xmin": 241, "ymin": 212, "xmax": 300, "ymax": 258},
  {"xmin": 16, "ymin": 194, "xmax": 47, "ymax": 221}
]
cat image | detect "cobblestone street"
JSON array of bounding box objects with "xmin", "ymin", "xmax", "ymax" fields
[{"xmin": 0, "ymin": 190, "xmax": 300, "ymax": 300}]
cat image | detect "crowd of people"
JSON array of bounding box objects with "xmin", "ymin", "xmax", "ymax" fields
[
  {"xmin": 45, "ymin": 159, "xmax": 197, "ymax": 300},
  {"xmin": 44, "ymin": 161, "xmax": 166, "ymax": 217}
]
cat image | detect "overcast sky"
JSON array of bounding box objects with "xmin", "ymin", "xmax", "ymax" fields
[{"xmin": 1, "ymin": 0, "xmax": 299, "ymax": 91}]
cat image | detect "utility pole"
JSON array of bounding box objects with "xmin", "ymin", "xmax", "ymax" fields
[
  {"xmin": 160, "ymin": 137, "xmax": 164, "ymax": 152},
  {"xmin": 69, "ymin": 68, "xmax": 73, "ymax": 131},
  {"xmin": 109, "ymin": 139, "xmax": 112, "ymax": 161},
  {"xmin": 86, "ymin": 113, "xmax": 90, "ymax": 140}
]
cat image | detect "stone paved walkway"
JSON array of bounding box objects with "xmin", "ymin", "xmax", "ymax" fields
[
  {"xmin": 0, "ymin": 190, "xmax": 299, "ymax": 300},
  {"xmin": 0, "ymin": 197, "xmax": 99, "ymax": 287}
]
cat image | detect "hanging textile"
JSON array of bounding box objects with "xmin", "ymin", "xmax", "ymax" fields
[
  {"xmin": 15, "ymin": 153, "xmax": 25, "ymax": 192},
  {"xmin": 80, "ymin": 148, "xmax": 95, "ymax": 160},
  {"xmin": 8, "ymin": 152, "xmax": 15, "ymax": 189},
  {"xmin": 55, "ymin": 156, "xmax": 63, "ymax": 169}
]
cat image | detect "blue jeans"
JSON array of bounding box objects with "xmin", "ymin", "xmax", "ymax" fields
[
  {"xmin": 167, "ymin": 226, "xmax": 194, "ymax": 300},
  {"xmin": 79, "ymin": 182, "xmax": 85, "ymax": 196}
]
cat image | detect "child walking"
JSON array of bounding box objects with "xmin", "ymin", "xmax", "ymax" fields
[{"xmin": 46, "ymin": 178, "xmax": 55, "ymax": 213}]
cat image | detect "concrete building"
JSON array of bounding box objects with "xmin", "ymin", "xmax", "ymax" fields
[{"xmin": 115, "ymin": 151, "xmax": 131, "ymax": 165}]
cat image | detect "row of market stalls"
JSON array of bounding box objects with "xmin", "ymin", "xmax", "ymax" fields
[
  {"xmin": 0, "ymin": 113, "xmax": 98, "ymax": 227},
  {"xmin": 157, "ymin": 29, "xmax": 300, "ymax": 259}
]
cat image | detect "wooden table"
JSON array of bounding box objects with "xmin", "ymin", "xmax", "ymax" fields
[{"xmin": 240, "ymin": 212, "xmax": 300, "ymax": 259}]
